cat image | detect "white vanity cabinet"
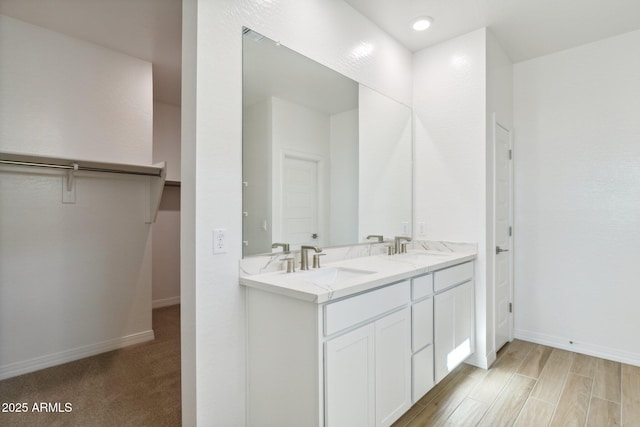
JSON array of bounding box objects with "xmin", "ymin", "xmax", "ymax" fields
[
  {"xmin": 246, "ymin": 279, "xmax": 411, "ymax": 427},
  {"xmin": 244, "ymin": 256, "xmax": 475, "ymax": 427},
  {"xmin": 325, "ymin": 306, "xmax": 411, "ymax": 427},
  {"xmin": 324, "ymin": 280, "xmax": 411, "ymax": 427},
  {"xmin": 433, "ymin": 262, "xmax": 475, "ymax": 382}
]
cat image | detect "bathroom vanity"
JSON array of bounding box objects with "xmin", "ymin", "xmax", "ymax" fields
[{"xmin": 240, "ymin": 248, "xmax": 476, "ymax": 427}]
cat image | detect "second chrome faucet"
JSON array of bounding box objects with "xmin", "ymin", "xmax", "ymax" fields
[
  {"xmin": 394, "ymin": 236, "xmax": 412, "ymax": 254},
  {"xmin": 300, "ymin": 245, "xmax": 322, "ymax": 270}
]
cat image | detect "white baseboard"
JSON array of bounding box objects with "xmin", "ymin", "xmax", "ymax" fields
[
  {"xmin": 153, "ymin": 296, "xmax": 180, "ymax": 308},
  {"xmin": 465, "ymin": 350, "xmax": 497, "ymax": 369},
  {"xmin": 514, "ymin": 328, "xmax": 640, "ymax": 366},
  {"xmin": 0, "ymin": 330, "xmax": 155, "ymax": 380}
]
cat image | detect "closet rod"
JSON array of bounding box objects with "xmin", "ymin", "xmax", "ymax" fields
[{"xmin": 0, "ymin": 159, "xmax": 162, "ymax": 177}]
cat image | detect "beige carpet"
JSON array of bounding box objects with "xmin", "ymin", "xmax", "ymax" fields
[{"xmin": 0, "ymin": 305, "xmax": 181, "ymax": 427}]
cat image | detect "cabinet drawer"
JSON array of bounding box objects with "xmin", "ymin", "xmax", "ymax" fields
[
  {"xmin": 412, "ymin": 274, "xmax": 433, "ymax": 300},
  {"xmin": 324, "ymin": 281, "xmax": 410, "ymax": 336},
  {"xmin": 412, "ymin": 297, "xmax": 433, "ymax": 352},
  {"xmin": 412, "ymin": 345, "xmax": 434, "ymax": 403},
  {"xmin": 434, "ymin": 262, "xmax": 473, "ymax": 293}
]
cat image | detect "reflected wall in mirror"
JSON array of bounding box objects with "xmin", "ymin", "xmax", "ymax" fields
[{"xmin": 242, "ymin": 28, "xmax": 411, "ymax": 257}]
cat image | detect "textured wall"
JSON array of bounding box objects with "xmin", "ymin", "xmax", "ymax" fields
[
  {"xmin": 181, "ymin": 0, "xmax": 412, "ymax": 424},
  {"xmin": 0, "ymin": 15, "xmax": 152, "ymax": 164},
  {"xmin": 413, "ymin": 29, "xmax": 490, "ymax": 365},
  {"xmin": 514, "ymin": 29, "xmax": 640, "ymax": 364}
]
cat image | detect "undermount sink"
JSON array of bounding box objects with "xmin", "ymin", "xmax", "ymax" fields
[{"xmin": 296, "ymin": 267, "xmax": 376, "ymax": 286}]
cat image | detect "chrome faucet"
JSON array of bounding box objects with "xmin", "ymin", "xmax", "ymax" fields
[
  {"xmin": 271, "ymin": 242, "xmax": 290, "ymax": 253},
  {"xmin": 366, "ymin": 235, "xmax": 384, "ymax": 243},
  {"xmin": 300, "ymin": 245, "xmax": 322, "ymax": 270},
  {"xmin": 394, "ymin": 236, "xmax": 412, "ymax": 254}
]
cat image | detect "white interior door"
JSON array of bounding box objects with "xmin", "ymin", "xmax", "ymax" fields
[
  {"xmin": 494, "ymin": 119, "xmax": 513, "ymax": 351},
  {"xmin": 282, "ymin": 156, "xmax": 320, "ymax": 248}
]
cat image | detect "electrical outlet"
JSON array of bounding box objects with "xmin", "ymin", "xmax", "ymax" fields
[
  {"xmin": 418, "ymin": 222, "xmax": 426, "ymax": 236},
  {"xmin": 213, "ymin": 229, "xmax": 227, "ymax": 254},
  {"xmin": 402, "ymin": 222, "xmax": 410, "ymax": 236}
]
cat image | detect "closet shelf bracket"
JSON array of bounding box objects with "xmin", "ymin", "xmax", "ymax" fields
[
  {"xmin": 63, "ymin": 163, "xmax": 79, "ymax": 204},
  {"xmin": 146, "ymin": 161, "xmax": 167, "ymax": 224}
]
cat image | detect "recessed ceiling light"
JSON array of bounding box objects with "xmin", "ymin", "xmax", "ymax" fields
[{"xmin": 412, "ymin": 16, "xmax": 433, "ymax": 31}]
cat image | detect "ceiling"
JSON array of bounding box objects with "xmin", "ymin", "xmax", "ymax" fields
[
  {"xmin": 344, "ymin": 0, "xmax": 640, "ymax": 61},
  {"xmin": 2, "ymin": 0, "xmax": 640, "ymax": 108}
]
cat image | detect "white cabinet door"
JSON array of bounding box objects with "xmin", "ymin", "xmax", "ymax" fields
[
  {"xmin": 325, "ymin": 323, "xmax": 376, "ymax": 427},
  {"xmin": 434, "ymin": 281, "xmax": 474, "ymax": 383},
  {"xmin": 325, "ymin": 307, "xmax": 411, "ymax": 427},
  {"xmin": 375, "ymin": 307, "xmax": 411, "ymax": 427}
]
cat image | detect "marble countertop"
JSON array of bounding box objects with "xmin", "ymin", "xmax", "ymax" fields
[{"xmin": 239, "ymin": 249, "xmax": 476, "ymax": 304}]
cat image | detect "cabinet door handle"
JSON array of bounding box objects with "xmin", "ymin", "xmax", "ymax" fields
[{"xmin": 496, "ymin": 246, "xmax": 509, "ymax": 254}]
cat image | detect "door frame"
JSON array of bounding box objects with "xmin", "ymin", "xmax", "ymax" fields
[
  {"xmin": 492, "ymin": 114, "xmax": 515, "ymax": 348},
  {"xmin": 273, "ymin": 148, "xmax": 326, "ymax": 248}
]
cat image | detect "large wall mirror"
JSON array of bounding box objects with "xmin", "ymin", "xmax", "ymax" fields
[{"xmin": 242, "ymin": 28, "xmax": 412, "ymax": 257}]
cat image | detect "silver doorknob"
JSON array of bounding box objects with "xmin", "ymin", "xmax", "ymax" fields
[{"xmin": 496, "ymin": 246, "xmax": 509, "ymax": 254}]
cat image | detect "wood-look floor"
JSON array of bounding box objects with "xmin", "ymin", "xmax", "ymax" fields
[{"xmin": 393, "ymin": 340, "xmax": 640, "ymax": 427}]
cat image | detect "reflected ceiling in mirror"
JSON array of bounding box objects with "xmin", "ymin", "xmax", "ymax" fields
[
  {"xmin": 242, "ymin": 28, "xmax": 411, "ymax": 257},
  {"xmin": 243, "ymin": 29, "xmax": 358, "ymax": 116}
]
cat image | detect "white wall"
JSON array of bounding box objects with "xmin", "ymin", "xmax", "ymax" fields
[
  {"xmin": 153, "ymin": 102, "xmax": 181, "ymax": 182},
  {"xmin": 152, "ymin": 186, "xmax": 180, "ymax": 307},
  {"xmin": 0, "ymin": 15, "xmax": 151, "ymax": 165},
  {"xmin": 152, "ymin": 102, "xmax": 181, "ymax": 308},
  {"xmin": 0, "ymin": 15, "xmax": 154, "ymax": 379},
  {"xmin": 486, "ymin": 32, "xmax": 513, "ymax": 131},
  {"xmin": 413, "ymin": 28, "xmax": 513, "ymax": 368},
  {"xmin": 329, "ymin": 108, "xmax": 358, "ymax": 245},
  {"xmin": 513, "ymin": 29, "xmax": 640, "ymax": 364},
  {"xmin": 181, "ymin": 0, "xmax": 412, "ymax": 424},
  {"xmin": 413, "ymin": 28, "xmax": 491, "ymax": 366}
]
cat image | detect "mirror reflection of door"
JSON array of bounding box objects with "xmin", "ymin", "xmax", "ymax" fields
[{"xmin": 282, "ymin": 155, "xmax": 321, "ymax": 248}]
